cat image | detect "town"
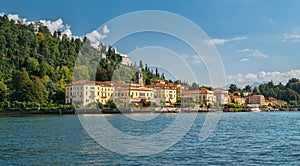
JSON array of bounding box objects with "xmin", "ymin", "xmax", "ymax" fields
[{"xmin": 65, "ymin": 67, "xmax": 288, "ymax": 112}]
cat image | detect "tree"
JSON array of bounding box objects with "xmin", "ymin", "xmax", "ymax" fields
[
  {"xmin": 74, "ymin": 65, "xmax": 90, "ymax": 81},
  {"xmin": 31, "ymin": 76, "xmax": 48, "ymax": 103},
  {"xmin": 39, "ymin": 61, "xmax": 50, "ymax": 77},
  {"xmin": 145, "ymin": 78, "xmax": 151, "ymax": 85},
  {"xmin": 190, "ymin": 82, "xmax": 200, "ymax": 90},
  {"xmin": 139, "ymin": 60, "xmax": 143, "ymax": 69},
  {"xmin": 10, "ymin": 69, "xmax": 30, "ymax": 101},
  {"xmin": 229, "ymin": 84, "xmax": 239, "ymax": 93},
  {"xmin": 161, "ymin": 73, "xmax": 165, "ymax": 79},
  {"xmin": 26, "ymin": 57, "xmax": 39, "ymax": 75},
  {"xmin": 0, "ymin": 81, "xmax": 7, "ymax": 102},
  {"xmin": 155, "ymin": 68, "xmax": 159, "ymax": 77},
  {"xmin": 252, "ymin": 87, "xmax": 261, "ymax": 95},
  {"xmin": 243, "ymin": 85, "xmax": 252, "ymax": 92}
]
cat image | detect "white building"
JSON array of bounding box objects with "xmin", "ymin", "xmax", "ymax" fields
[
  {"xmin": 120, "ymin": 54, "xmax": 131, "ymax": 66},
  {"xmin": 213, "ymin": 88, "xmax": 229, "ymax": 105}
]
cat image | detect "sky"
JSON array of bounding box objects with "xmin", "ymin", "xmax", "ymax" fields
[{"xmin": 1, "ymin": 0, "xmax": 300, "ymax": 87}]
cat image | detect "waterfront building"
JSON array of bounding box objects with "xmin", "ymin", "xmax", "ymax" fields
[
  {"xmin": 213, "ymin": 88, "xmax": 229, "ymax": 105},
  {"xmin": 97, "ymin": 82, "xmax": 114, "ymax": 104},
  {"xmin": 248, "ymin": 95, "xmax": 266, "ymax": 106},
  {"xmin": 65, "ymin": 80, "xmax": 114, "ymax": 107},
  {"xmin": 181, "ymin": 88, "xmax": 216, "ymax": 105},
  {"xmin": 147, "ymin": 80, "xmax": 178, "ymax": 106},
  {"xmin": 265, "ymin": 97, "xmax": 278, "ymax": 105},
  {"xmin": 65, "ymin": 72, "xmax": 182, "ymax": 108},
  {"xmin": 229, "ymin": 94, "xmax": 246, "ymax": 105}
]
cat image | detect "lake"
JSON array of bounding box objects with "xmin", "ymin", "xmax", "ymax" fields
[{"xmin": 1, "ymin": 112, "xmax": 300, "ymax": 165}]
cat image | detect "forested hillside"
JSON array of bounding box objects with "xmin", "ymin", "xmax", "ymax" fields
[
  {"xmin": 0, "ymin": 15, "xmax": 84, "ymax": 104},
  {"xmin": 0, "ymin": 15, "xmax": 167, "ymax": 105}
]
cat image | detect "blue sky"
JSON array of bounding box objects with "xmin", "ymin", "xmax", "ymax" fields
[{"xmin": 1, "ymin": 0, "xmax": 300, "ymax": 87}]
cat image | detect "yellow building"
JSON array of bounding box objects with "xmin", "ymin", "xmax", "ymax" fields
[
  {"xmin": 65, "ymin": 72, "xmax": 180, "ymax": 108},
  {"xmin": 65, "ymin": 80, "xmax": 114, "ymax": 106},
  {"xmin": 97, "ymin": 82, "xmax": 114, "ymax": 104},
  {"xmin": 149, "ymin": 80, "xmax": 178, "ymax": 106}
]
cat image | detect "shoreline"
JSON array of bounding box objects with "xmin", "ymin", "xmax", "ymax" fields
[
  {"xmin": 0, "ymin": 110, "xmax": 75, "ymax": 115},
  {"xmin": 0, "ymin": 108, "xmax": 299, "ymax": 115}
]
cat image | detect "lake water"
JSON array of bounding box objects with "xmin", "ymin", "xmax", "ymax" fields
[{"xmin": 1, "ymin": 112, "xmax": 300, "ymax": 165}]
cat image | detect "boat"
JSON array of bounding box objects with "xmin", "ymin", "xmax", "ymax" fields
[{"xmin": 248, "ymin": 104, "xmax": 261, "ymax": 112}]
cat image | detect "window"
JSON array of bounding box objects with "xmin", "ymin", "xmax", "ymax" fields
[{"xmin": 91, "ymin": 91, "xmax": 95, "ymax": 96}]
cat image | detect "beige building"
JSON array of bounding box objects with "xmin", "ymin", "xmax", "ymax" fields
[
  {"xmin": 248, "ymin": 95, "xmax": 266, "ymax": 106},
  {"xmin": 213, "ymin": 88, "xmax": 229, "ymax": 105},
  {"xmin": 148, "ymin": 80, "xmax": 178, "ymax": 106},
  {"xmin": 181, "ymin": 88, "xmax": 216, "ymax": 105},
  {"xmin": 113, "ymin": 83, "xmax": 154, "ymax": 105}
]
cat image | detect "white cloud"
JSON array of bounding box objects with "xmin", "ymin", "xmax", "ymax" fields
[
  {"xmin": 103, "ymin": 25, "xmax": 110, "ymax": 34},
  {"xmin": 86, "ymin": 25, "xmax": 110, "ymax": 48},
  {"xmin": 39, "ymin": 19, "xmax": 64, "ymax": 33},
  {"xmin": 227, "ymin": 69, "xmax": 300, "ymax": 87},
  {"xmin": 189, "ymin": 55, "xmax": 203, "ymax": 64},
  {"xmin": 7, "ymin": 14, "xmax": 21, "ymax": 21},
  {"xmin": 0, "ymin": 12, "xmax": 4, "ymax": 17},
  {"xmin": 38, "ymin": 19, "xmax": 73, "ymax": 38},
  {"xmin": 1, "ymin": 12, "xmax": 74, "ymax": 38},
  {"xmin": 240, "ymin": 58, "xmax": 249, "ymax": 62},
  {"xmin": 207, "ymin": 36, "xmax": 247, "ymax": 45},
  {"xmin": 63, "ymin": 27, "xmax": 72, "ymax": 37},
  {"xmin": 238, "ymin": 48, "xmax": 268, "ymax": 58},
  {"xmin": 282, "ymin": 27, "xmax": 300, "ymax": 42}
]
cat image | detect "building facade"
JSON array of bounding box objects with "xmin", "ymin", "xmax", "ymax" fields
[
  {"xmin": 65, "ymin": 80, "xmax": 114, "ymax": 107},
  {"xmin": 248, "ymin": 95, "xmax": 266, "ymax": 106}
]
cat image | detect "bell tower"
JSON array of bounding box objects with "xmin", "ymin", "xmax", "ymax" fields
[{"xmin": 136, "ymin": 68, "xmax": 143, "ymax": 86}]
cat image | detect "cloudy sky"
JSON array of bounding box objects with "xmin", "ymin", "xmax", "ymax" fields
[{"xmin": 1, "ymin": 0, "xmax": 300, "ymax": 87}]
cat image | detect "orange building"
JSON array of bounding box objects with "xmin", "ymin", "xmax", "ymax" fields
[{"xmin": 248, "ymin": 95, "xmax": 266, "ymax": 106}]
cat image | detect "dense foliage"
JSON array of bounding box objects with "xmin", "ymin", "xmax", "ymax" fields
[
  {"xmin": 258, "ymin": 79, "xmax": 300, "ymax": 105},
  {"xmin": 0, "ymin": 15, "xmax": 81, "ymax": 104},
  {"xmin": 230, "ymin": 78, "xmax": 300, "ymax": 104}
]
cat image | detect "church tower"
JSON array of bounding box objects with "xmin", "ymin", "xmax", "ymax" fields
[{"xmin": 136, "ymin": 68, "xmax": 144, "ymax": 86}]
